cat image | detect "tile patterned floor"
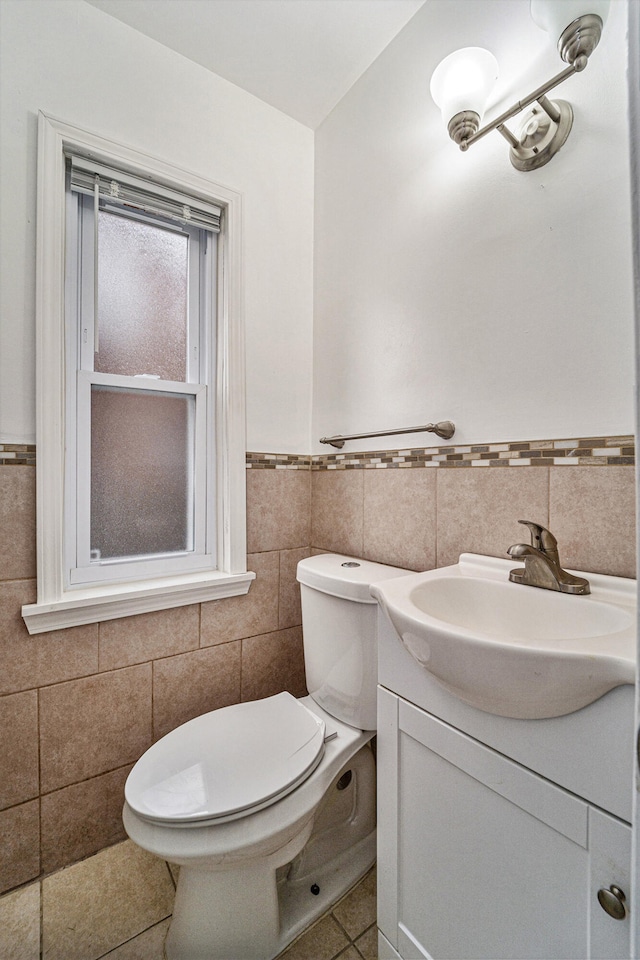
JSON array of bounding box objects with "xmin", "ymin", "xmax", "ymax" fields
[
  {"xmin": 0, "ymin": 839, "xmax": 378, "ymax": 960},
  {"xmin": 277, "ymin": 866, "xmax": 377, "ymax": 960}
]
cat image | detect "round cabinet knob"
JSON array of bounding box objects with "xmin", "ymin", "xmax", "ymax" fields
[{"xmin": 597, "ymin": 885, "xmax": 627, "ymax": 920}]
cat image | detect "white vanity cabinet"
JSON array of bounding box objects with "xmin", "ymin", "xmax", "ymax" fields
[{"xmin": 376, "ymin": 612, "xmax": 634, "ymax": 960}]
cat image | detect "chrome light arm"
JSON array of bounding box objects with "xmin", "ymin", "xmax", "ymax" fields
[
  {"xmin": 457, "ymin": 61, "xmax": 582, "ymax": 150},
  {"xmin": 448, "ymin": 59, "xmax": 585, "ymax": 172}
]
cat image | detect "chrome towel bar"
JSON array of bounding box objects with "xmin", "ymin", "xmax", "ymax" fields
[{"xmin": 319, "ymin": 420, "xmax": 455, "ymax": 450}]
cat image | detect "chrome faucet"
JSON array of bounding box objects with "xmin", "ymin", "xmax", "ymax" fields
[{"xmin": 507, "ymin": 521, "xmax": 590, "ymax": 595}]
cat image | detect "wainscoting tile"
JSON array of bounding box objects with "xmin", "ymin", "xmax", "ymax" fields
[
  {"xmin": 241, "ymin": 627, "xmax": 307, "ymax": 702},
  {"xmin": 41, "ymin": 765, "xmax": 131, "ymax": 874},
  {"xmin": 39, "ymin": 665, "xmax": 152, "ymax": 793},
  {"xmin": 247, "ymin": 469, "xmax": 311, "ymax": 552},
  {"xmin": 0, "ymin": 800, "xmax": 40, "ymax": 894},
  {"xmin": 201, "ymin": 552, "xmax": 279, "ymax": 646},
  {"xmin": 0, "ymin": 882, "xmax": 40, "ymax": 960},
  {"xmin": 152, "ymin": 641, "xmax": 241, "ymax": 739},
  {"xmin": 0, "ymin": 690, "xmax": 38, "ymax": 810},
  {"xmin": 99, "ymin": 604, "xmax": 200, "ymax": 671},
  {"xmin": 436, "ymin": 467, "xmax": 550, "ymax": 568},
  {"xmin": 363, "ymin": 468, "xmax": 436, "ymax": 571},
  {"xmin": 549, "ymin": 466, "xmax": 636, "ymax": 578},
  {"xmin": 0, "ymin": 467, "xmax": 36, "ymax": 581},
  {"xmin": 0, "ymin": 580, "xmax": 99, "ymax": 696},
  {"xmin": 42, "ymin": 840, "xmax": 174, "ymax": 960},
  {"xmin": 279, "ymin": 548, "xmax": 311, "ymax": 629},
  {"xmin": 311, "ymin": 470, "xmax": 364, "ymax": 558}
]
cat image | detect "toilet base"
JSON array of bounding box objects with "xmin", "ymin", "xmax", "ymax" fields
[
  {"xmin": 165, "ymin": 823, "xmax": 314, "ymax": 960},
  {"xmin": 163, "ymin": 743, "xmax": 377, "ymax": 960},
  {"xmin": 165, "ymin": 828, "xmax": 376, "ymax": 960}
]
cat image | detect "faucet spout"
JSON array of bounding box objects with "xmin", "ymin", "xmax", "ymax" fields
[
  {"xmin": 507, "ymin": 522, "xmax": 590, "ymax": 595},
  {"xmin": 516, "ymin": 520, "xmax": 560, "ymax": 565}
]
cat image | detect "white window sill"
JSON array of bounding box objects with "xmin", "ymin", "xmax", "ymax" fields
[{"xmin": 21, "ymin": 569, "xmax": 256, "ymax": 635}]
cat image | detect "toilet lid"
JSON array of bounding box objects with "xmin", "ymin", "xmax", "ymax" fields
[{"xmin": 125, "ymin": 693, "xmax": 326, "ymax": 825}]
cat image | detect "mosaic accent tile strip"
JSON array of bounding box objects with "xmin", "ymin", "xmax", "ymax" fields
[
  {"xmin": 0, "ymin": 444, "xmax": 36, "ymax": 466},
  {"xmin": 246, "ymin": 452, "xmax": 313, "ymax": 470},
  {"xmin": 309, "ymin": 435, "xmax": 635, "ymax": 471},
  {"xmin": 2, "ymin": 440, "xmax": 633, "ymax": 471}
]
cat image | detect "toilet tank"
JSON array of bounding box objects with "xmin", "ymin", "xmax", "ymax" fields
[{"xmin": 297, "ymin": 554, "xmax": 411, "ymax": 730}]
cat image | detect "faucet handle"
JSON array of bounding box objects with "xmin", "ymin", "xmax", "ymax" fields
[{"xmin": 517, "ymin": 520, "xmax": 559, "ymax": 562}]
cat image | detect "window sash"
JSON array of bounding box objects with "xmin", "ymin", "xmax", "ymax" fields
[
  {"xmin": 74, "ymin": 193, "xmax": 209, "ymax": 385},
  {"xmin": 70, "ymin": 372, "xmax": 209, "ymax": 586}
]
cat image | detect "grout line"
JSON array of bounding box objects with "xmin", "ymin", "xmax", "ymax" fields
[
  {"xmin": 361, "ymin": 469, "xmax": 365, "ymax": 559},
  {"xmin": 95, "ymin": 917, "xmax": 171, "ymax": 958},
  {"xmin": 39, "ymin": 877, "xmax": 43, "ymax": 960},
  {"xmin": 277, "ymin": 550, "xmax": 282, "ymax": 631},
  {"xmin": 331, "ymin": 913, "xmax": 352, "ymax": 941},
  {"xmin": 434, "ymin": 467, "xmax": 439, "ymax": 569},
  {"xmin": 164, "ymin": 859, "xmax": 177, "ymax": 892},
  {"xmin": 36, "ymin": 684, "xmax": 44, "ymax": 911},
  {"xmin": 150, "ymin": 659, "xmax": 155, "ymax": 744}
]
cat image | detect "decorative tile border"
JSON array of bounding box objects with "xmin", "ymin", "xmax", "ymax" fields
[
  {"xmin": 246, "ymin": 453, "xmax": 312, "ymax": 470},
  {"xmin": 0, "ymin": 444, "xmax": 36, "ymax": 466},
  {"xmin": 2, "ymin": 438, "xmax": 633, "ymax": 470},
  {"xmin": 308, "ymin": 435, "xmax": 635, "ymax": 471}
]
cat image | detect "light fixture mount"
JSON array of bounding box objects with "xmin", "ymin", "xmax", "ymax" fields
[{"xmin": 510, "ymin": 98, "xmax": 573, "ymax": 172}]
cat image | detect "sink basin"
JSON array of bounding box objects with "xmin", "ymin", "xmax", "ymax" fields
[{"xmin": 370, "ymin": 554, "xmax": 636, "ymax": 719}]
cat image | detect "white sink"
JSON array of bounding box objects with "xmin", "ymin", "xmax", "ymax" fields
[{"xmin": 370, "ymin": 554, "xmax": 636, "ymax": 719}]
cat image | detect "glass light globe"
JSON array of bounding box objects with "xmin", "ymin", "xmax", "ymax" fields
[
  {"xmin": 530, "ymin": 0, "xmax": 610, "ymax": 43},
  {"xmin": 430, "ymin": 47, "xmax": 499, "ymax": 126}
]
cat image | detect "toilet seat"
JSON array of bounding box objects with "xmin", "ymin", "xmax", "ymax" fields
[{"xmin": 125, "ymin": 692, "xmax": 326, "ymax": 825}]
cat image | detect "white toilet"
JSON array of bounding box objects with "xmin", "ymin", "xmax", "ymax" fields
[{"xmin": 123, "ymin": 553, "xmax": 409, "ymax": 960}]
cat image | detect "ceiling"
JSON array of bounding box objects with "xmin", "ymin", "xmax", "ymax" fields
[{"xmin": 85, "ymin": 0, "xmax": 426, "ymax": 129}]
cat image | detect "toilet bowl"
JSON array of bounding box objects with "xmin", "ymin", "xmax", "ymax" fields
[{"xmin": 123, "ymin": 554, "xmax": 410, "ymax": 960}]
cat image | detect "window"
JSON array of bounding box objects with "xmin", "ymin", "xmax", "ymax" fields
[
  {"xmin": 23, "ymin": 114, "xmax": 253, "ymax": 634},
  {"xmin": 66, "ymin": 156, "xmax": 217, "ymax": 586}
]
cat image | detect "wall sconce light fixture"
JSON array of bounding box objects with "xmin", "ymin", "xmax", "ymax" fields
[{"xmin": 430, "ymin": 0, "xmax": 610, "ymax": 171}]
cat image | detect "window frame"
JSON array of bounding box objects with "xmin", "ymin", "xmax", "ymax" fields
[{"xmin": 22, "ymin": 113, "xmax": 253, "ymax": 635}]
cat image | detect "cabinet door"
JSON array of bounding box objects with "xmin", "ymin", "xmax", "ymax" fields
[
  {"xmin": 377, "ymin": 690, "xmax": 631, "ymax": 960},
  {"xmin": 589, "ymin": 807, "xmax": 631, "ymax": 959}
]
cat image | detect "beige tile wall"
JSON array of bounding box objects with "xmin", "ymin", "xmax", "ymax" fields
[
  {"xmin": 312, "ymin": 463, "xmax": 637, "ymax": 579},
  {"xmin": 0, "ymin": 465, "xmax": 311, "ymax": 896},
  {"xmin": 0, "ymin": 453, "xmax": 636, "ymax": 898}
]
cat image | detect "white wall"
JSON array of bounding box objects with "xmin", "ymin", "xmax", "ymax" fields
[
  {"xmin": 313, "ymin": 0, "xmax": 635, "ymax": 451},
  {"xmin": 0, "ymin": 0, "xmax": 314, "ymax": 453},
  {"xmin": 2, "ymin": 0, "xmax": 635, "ymax": 457}
]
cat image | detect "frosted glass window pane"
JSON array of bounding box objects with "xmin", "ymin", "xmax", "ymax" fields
[
  {"xmin": 96, "ymin": 211, "xmax": 188, "ymax": 381},
  {"xmin": 91, "ymin": 386, "xmax": 194, "ymax": 560}
]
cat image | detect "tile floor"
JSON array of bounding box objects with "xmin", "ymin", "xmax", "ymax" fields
[{"xmin": 0, "ymin": 839, "xmax": 377, "ymax": 960}]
